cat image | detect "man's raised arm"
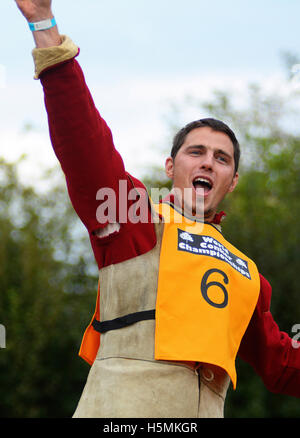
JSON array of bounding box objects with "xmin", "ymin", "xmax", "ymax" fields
[{"xmin": 14, "ymin": 1, "xmax": 146, "ymax": 253}]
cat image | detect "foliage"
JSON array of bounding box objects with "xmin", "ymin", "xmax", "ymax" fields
[{"xmin": 0, "ymin": 158, "xmax": 97, "ymax": 417}]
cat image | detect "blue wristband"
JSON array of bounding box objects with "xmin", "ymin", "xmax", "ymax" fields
[{"xmin": 28, "ymin": 17, "xmax": 57, "ymax": 32}]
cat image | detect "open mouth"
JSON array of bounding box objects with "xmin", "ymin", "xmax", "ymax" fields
[{"xmin": 192, "ymin": 177, "xmax": 213, "ymax": 195}]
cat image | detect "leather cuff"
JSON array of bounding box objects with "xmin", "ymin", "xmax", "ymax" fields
[{"xmin": 32, "ymin": 35, "xmax": 79, "ymax": 79}]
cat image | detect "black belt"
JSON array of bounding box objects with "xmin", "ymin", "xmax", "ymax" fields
[{"xmin": 92, "ymin": 309, "xmax": 155, "ymax": 334}]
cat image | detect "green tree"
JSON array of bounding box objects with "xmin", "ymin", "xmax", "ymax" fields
[{"xmin": 0, "ymin": 157, "xmax": 97, "ymax": 418}]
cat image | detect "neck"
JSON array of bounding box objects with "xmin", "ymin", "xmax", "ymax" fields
[
  {"xmin": 203, "ymin": 209, "xmax": 216, "ymax": 223},
  {"xmin": 161, "ymin": 193, "xmax": 222, "ymax": 224}
]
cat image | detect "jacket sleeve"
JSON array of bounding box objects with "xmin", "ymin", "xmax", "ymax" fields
[
  {"xmin": 33, "ymin": 35, "xmax": 157, "ymax": 269},
  {"xmin": 34, "ymin": 35, "xmax": 135, "ymax": 235},
  {"xmin": 238, "ymin": 273, "xmax": 300, "ymax": 397}
]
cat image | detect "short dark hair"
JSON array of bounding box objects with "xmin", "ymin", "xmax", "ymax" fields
[{"xmin": 171, "ymin": 118, "xmax": 240, "ymax": 173}]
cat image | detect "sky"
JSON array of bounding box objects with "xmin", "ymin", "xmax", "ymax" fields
[{"xmin": 1, "ymin": 0, "xmax": 300, "ymax": 188}]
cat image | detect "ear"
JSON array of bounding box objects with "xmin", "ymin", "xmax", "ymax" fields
[
  {"xmin": 228, "ymin": 172, "xmax": 239, "ymax": 193},
  {"xmin": 165, "ymin": 156, "xmax": 174, "ymax": 180}
]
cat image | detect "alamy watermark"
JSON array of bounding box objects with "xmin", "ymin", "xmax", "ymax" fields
[
  {"xmin": 291, "ymin": 324, "xmax": 300, "ymax": 349},
  {"xmin": 95, "ymin": 180, "xmax": 205, "ymax": 226},
  {"xmin": 0, "ymin": 324, "xmax": 6, "ymax": 349}
]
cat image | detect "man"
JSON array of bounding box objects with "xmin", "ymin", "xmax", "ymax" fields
[{"xmin": 15, "ymin": 0, "xmax": 300, "ymax": 418}]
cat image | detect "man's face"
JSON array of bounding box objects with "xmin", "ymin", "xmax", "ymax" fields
[{"xmin": 165, "ymin": 127, "xmax": 239, "ymax": 222}]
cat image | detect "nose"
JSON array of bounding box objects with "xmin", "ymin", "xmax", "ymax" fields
[{"xmin": 199, "ymin": 151, "xmax": 214, "ymax": 171}]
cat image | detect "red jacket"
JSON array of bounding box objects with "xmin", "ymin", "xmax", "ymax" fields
[{"xmin": 39, "ymin": 56, "xmax": 300, "ymax": 398}]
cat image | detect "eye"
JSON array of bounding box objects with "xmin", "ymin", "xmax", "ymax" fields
[
  {"xmin": 189, "ymin": 149, "xmax": 203, "ymax": 155},
  {"xmin": 216, "ymin": 155, "xmax": 228, "ymax": 163}
]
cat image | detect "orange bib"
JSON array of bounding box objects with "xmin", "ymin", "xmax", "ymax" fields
[{"xmin": 154, "ymin": 202, "xmax": 260, "ymax": 388}]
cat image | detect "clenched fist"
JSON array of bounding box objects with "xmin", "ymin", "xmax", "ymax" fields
[{"xmin": 15, "ymin": 0, "xmax": 53, "ymax": 23}]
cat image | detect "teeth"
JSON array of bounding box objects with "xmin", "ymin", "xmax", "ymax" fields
[
  {"xmin": 194, "ymin": 178, "xmax": 212, "ymax": 187},
  {"xmin": 194, "ymin": 178, "xmax": 210, "ymax": 184}
]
